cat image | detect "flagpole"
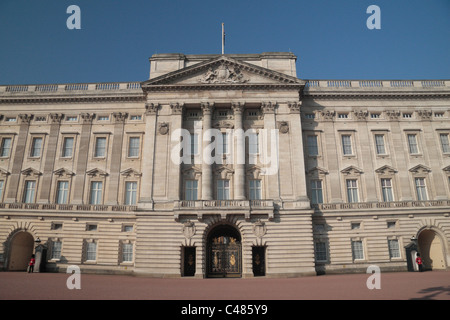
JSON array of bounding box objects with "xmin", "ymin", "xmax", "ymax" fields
[{"xmin": 222, "ymin": 23, "xmax": 224, "ymax": 55}]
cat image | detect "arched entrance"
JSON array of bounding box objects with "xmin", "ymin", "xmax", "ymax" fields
[
  {"xmin": 8, "ymin": 231, "xmax": 34, "ymax": 271},
  {"xmin": 206, "ymin": 224, "xmax": 242, "ymax": 278},
  {"xmin": 418, "ymin": 229, "xmax": 446, "ymax": 270}
]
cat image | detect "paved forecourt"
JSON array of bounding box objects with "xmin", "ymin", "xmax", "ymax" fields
[{"xmin": 0, "ymin": 271, "xmax": 449, "ymax": 300}]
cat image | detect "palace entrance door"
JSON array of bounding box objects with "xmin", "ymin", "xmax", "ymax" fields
[{"xmin": 207, "ymin": 224, "xmax": 242, "ymax": 278}]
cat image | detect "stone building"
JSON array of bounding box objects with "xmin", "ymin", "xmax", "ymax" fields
[{"xmin": 0, "ymin": 52, "xmax": 449, "ymax": 277}]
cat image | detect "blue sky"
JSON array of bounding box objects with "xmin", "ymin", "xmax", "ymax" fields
[{"xmin": 0, "ymin": 0, "xmax": 449, "ymax": 84}]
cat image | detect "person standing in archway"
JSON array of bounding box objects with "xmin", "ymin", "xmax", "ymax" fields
[
  {"xmin": 28, "ymin": 254, "xmax": 35, "ymax": 273},
  {"xmin": 416, "ymin": 253, "xmax": 423, "ymax": 272}
]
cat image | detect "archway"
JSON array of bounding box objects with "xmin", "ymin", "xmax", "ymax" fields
[
  {"xmin": 418, "ymin": 229, "xmax": 446, "ymax": 270},
  {"xmin": 8, "ymin": 231, "xmax": 34, "ymax": 271},
  {"xmin": 206, "ymin": 224, "xmax": 242, "ymax": 278}
]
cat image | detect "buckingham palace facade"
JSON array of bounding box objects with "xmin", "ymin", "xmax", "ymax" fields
[{"xmin": 0, "ymin": 52, "xmax": 449, "ymax": 277}]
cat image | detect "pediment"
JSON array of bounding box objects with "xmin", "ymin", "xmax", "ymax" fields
[
  {"xmin": 141, "ymin": 56, "xmax": 303, "ymax": 89},
  {"xmin": 306, "ymin": 166, "xmax": 329, "ymax": 176},
  {"xmin": 341, "ymin": 166, "xmax": 363, "ymax": 175},
  {"xmin": 86, "ymin": 168, "xmax": 108, "ymax": 177},
  {"xmin": 53, "ymin": 168, "xmax": 75, "ymax": 177},
  {"xmin": 375, "ymin": 165, "xmax": 397, "ymax": 175},
  {"xmin": 21, "ymin": 167, "xmax": 41, "ymax": 176},
  {"xmin": 182, "ymin": 166, "xmax": 202, "ymax": 179},
  {"xmin": 443, "ymin": 165, "xmax": 450, "ymax": 173},
  {"xmin": 0, "ymin": 167, "xmax": 10, "ymax": 176},
  {"xmin": 120, "ymin": 168, "xmax": 142, "ymax": 177},
  {"xmin": 409, "ymin": 164, "xmax": 431, "ymax": 174},
  {"xmin": 213, "ymin": 165, "xmax": 234, "ymax": 179}
]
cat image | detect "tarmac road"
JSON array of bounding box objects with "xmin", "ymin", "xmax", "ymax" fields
[{"xmin": 0, "ymin": 270, "xmax": 449, "ymax": 300}]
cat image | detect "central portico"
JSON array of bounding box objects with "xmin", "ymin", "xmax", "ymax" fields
[{"xmin": 134, "ymin": 52, "xmax": 316, "ymax": 278}]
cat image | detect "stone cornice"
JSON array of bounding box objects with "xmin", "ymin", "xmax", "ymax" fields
[{"xmin": 0, "ymin": 95, "xmax": 145, "ymax": 104}]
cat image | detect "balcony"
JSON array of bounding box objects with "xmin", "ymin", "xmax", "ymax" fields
[
  {"xmin": 0, "ymin": 202, "xmax": 137, "ymax": 214},
  {"xmin": 173, "ymin": 199, "xmax": 274, "ymax": 221},
  {"xmin": 312, "ymin": 200, "xmax": 450, "ymax": 212}
]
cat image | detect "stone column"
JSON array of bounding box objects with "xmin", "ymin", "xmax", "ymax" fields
[
  {"xmin": 232, "ymin": 102, "xmax": 246, "ymax": 200},
  {"xmin": 261, "ymin": 102, "xmax": 280, "ymax": 201},
  {"xmin": 72, "ymin": 113, "xmax": 95, "ymax": 204},
  {"xmin": 106, "ymin": 112, "xmax": 127, "ymax": 205},
  {"xmin": 38, "ymin": 113, "xmax": 64, "ymax": 203},
  {"xmin": 168, "ymin": 103, "xmax": 184, "ymax": 200},
  {"xmin": 201, "ymin": 102, "xmax": 213, "ymax": 200},
  {"xmin": 5, "ymin": 114, "xmax": 32, "ymax": 202},
  {"xmin": 138, "ymin": 103, "xmax": 159, "ymax": 209}
]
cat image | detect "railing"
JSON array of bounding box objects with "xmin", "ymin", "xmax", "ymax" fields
[
  {"xmin": 303, "ymin": 79, "xmax": 449, "ymax": 89},
  {"xmin": 175, "ymin": 199, "xmax": 274, "ymax": 210},
  {"xmin": 0, "ymin": 202, "xmax": 137, "ymax": 212},
  {"xmin": 0, "ymin": 82, "xmax": 142, "ymax": 94},
  {"xmin": 312, "ymin": 200, "xmax": 450, "ymax": 211}
]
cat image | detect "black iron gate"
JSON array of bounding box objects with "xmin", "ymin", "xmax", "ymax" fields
[{"xmin": 208, "ymin": 237, "xmax": 242, "ymax": 278}]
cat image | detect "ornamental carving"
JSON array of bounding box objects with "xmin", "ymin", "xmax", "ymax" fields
[
  {"xmin": 112, "ymin": 112, "xmax": 128, "ymax": 123},
  {"xmin": 320, "ymin": 109, "xmax": 335, "ymax": 121},
  {"xmin": 145, "ymin": 103, "xmax": 159, "ymax": 115},
  {"xmin": 252, "ymin": 220, "xmax": 267, "ymax": 239},
  {"xmin": 417, "ymin": 110, "xmax": 432, "ymax": 120},
  {"xmin": 49, "ymin": 113, "xmax": 64, "ymax": 123},
  {"xmin": 199, "ymin": 63, "xmax": 248, "ymax": 84},
  {"xmin": 353, "ymin": 110, "xmax": 368, "ymax": 121},
  {"xmin": 261, "ymin": 101, "xmax": 276, "ymax": 114},
  {"xmin": 182, "ymin": 221, "xmax": 196, "ymax": 239},
  {"xmin": 158, "ymin": 122, "xmax": 169, "ymax": 135},
  {"xmin": 278, "ymin": 121, "xmax": 289, "ymax": 134},
  {"xmin": 288, "ymin": 102, "xmax": 301, "ymax": 114},
  {"xmin": 170, "ymin": 102, "xmax": 184, "ymax": 115},
  {"xmin": 385, "ymin": 110, "xmax": 400, "ymax": 120}
]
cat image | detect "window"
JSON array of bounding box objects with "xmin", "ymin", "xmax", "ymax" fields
[
  {"xmin": 94, "ymin": 137, "xmax": 106, "ymax": 157},
  {"xmin": 341, "ymin": 135, "xmax": 353, "ymax": 155},
  {"xmin": 407, "ymin": 134, "xmax": 419, "ymax": 154},
  {"xmin": 122, "ymin": 243, "xmax": 133, "ymax": 262},
  {"xmin": 310, "ymin": 180, "xmax": 323, "ymax": 204},
  {"xmin": 123, "ymin": 225, "xmax": 133, "ymax": 232},
  {"xmin": 222, "ymin": 133, "xmax": 228, "ymax": 154},
  {"xmin": 130, "ymin": 115, "xmax": 142, "ymax": 120},
  {"xmin": 125, "ymin": 181, "xmax": 137, "ymax": 205},
  {"xmin": 66, "ymin": 116, "xmax": 78, "ymax": 122},
  {"xmin": 403, "ymin": 113, "xmax": 412, "ymax": 119},
  {"xmin": 86, "ymin": 224, "xmax": 98, "ymax": 232},
  {"xmin": 90, "ymin": 181, "xmax": 103, "ymax": 205},
  {"xmin": 248, "ymin": 133, "xmax": 259, "ymax": 155},
  {"xmin": 5, "ymin": 117, "xmax": 16, "ymax": 122},
  {"xmin": 434, "ymin": 112, "xmax": 444, "ymax": 118},
  {"xmin": 304, "ymin": 113, "xmax": 315, "ymax": 119},
  {"xmin": 51, "ymin": 241, "xmax": 62, "ymax": 260},
  {"xmin": 374, "ymin": 134, "xmax": 386, "ymax": 155},
  {"xmin": 387, "ymin": 221, "xmax": 396, "ymax": 229},
  {"xmin": 61, "ymin": 137, "xmax": 74, "ymax": 158},
  {"xmin": 0, "ymin": 138, "xmax": 12, "ymax": 157},
  {"xmin": 23, "ymin": 181, "xmax": 36, "ymax": 203},
  {"xmin": 128, "ymin": 137, "xmax": 140, "ymax": 157},
  {"xmin": 307, "ymin": 135, "xmax": 319, "ymax": 156},
  {"xmin": 35, "ymin": 116, "xmax": 46, "ymax": 122},
  {"xmin": 86, "ymin": 242, "xmax": 97, "ymax": 261},
  {"xmin": 338, "ymin": 113, "xmax": 348, "ymax": 119},
  {"xmin": 415, "ymin": 178, "xmax": 428, "ymax": 201},
  {"xmin": 314, "ymin": 242, "xmax": 327, "ymax": 262},
  {"xmin": 98, "ymin": 115, "xmax": 109, "ymax": 121},
  {"xmin": 346, "ymin": 179, "xmax": 359, "ymax": 203},
  {"xmin": 351, "ymin": 240, "xmax": 364, "ymax": 260},
  {"xmin": 381, "ymin": 178, "xmax": 394, "ymax": 202},
  {"xmin": 51, "ymin": 223, "xmax": 63, "ymax": 230},
  {"xmin": 388, "ymin": 239, "xmax": 400, "ymax": 258},
  {"xmin": 217, "ymin": 180, "xmax": 230, "ymax": 200},
  {"xmin": 370, "ymin": 113, "xmax": 380, "ymax": 119},
  {"xmin": 185, "ymin": 180, "xmax": 198, "ymax": 201},
  {"xmin": 0, "ymin": 180, "xmax": 4, "ymax": 201},
  {"xmin": 351, "ymin": 222, "xmax": 360, "ymax": 230},
  {"xmin": 439, "ymin": 133, "xmax": 450, "ymax": 153},
  {"xmin": 249, "ymin": 180, "xmax": 262, "ymax": 200},
  {"xmin": 30, "ymin": 137, "xmax": 43, "ymax": 157},
  {"xmin": 56, "ymin": 181, "xmax": 69, "ymax": 204},
  {"xmin": 190, "ymin": 134, "xmax": 199, "ymax": 156}
]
